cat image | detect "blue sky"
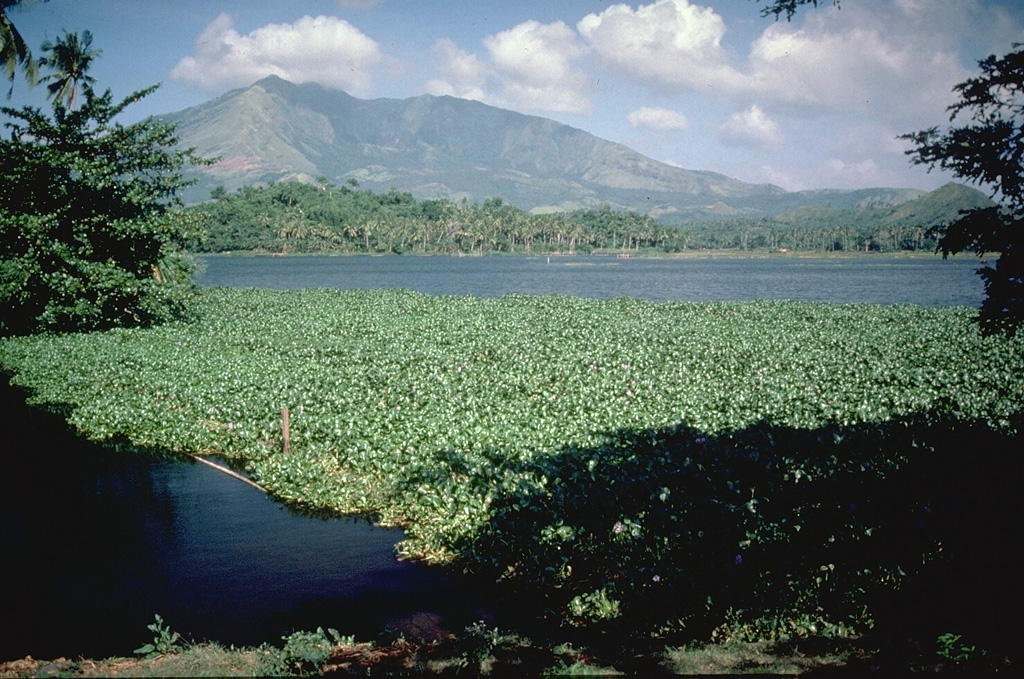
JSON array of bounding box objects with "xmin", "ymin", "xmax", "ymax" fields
[{"xmin": 7, "ymin": 0, "xmax": 1024, "ymax": 192}]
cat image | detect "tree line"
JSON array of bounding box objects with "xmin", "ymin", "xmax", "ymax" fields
[
  {"xmin": 191, "ymin": 180, "xmax": 956, "ymax": 256},
  {"xmin": 195, "ymin": 180, "xmax": 670, "ymax": 255}
]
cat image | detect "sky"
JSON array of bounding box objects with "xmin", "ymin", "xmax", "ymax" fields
[{"xmin": 7, "ymin": 0, "xmax": 1024, "ymax": 193}]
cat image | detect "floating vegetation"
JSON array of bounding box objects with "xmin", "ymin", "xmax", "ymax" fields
[{"xmin": 2, "ymin": 287, "xmax": 1021, "ymax": 641}]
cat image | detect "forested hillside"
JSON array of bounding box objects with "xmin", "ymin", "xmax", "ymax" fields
[
  {"xmin": 167, "ymin": 75, "xmax": 785, "ymax": 213},
  {"xmin": 190, "ymin": 180, "xmax": 993, "ymax": 255}
]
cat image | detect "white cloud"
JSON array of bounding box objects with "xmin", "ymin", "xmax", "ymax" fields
[
  {"xmin": 483, "ymin": 20, "xmax": 591, "ymax": 114},
  {"xmin": 575, "ymin": 0, "xmax": 975, "ymax": 122},
  {"xmin": 821, "ymin": 157, "xmax": 886, "ymax": 186},
  {"xmin": 627, "ymin": 106, "xmax": 689, "ymax": 130},
  {"xmin": 577, "ymin": 0, "xmax": 741, "ymax": 93},
  {"xmin": 423, "ymin": 38, "xmax": 488, "ymax": 101},
  {"xmin": 171, "ymin": 14, "xmax": 385, "ymax": 97},
  {"xmin": 718, "ymin": 105, "xmax": 782, "ymax": 149},
  {"xmin": 422, "ymin": 20, "xmax": 591, "ymax": 115},
  {"xmin": 745, "ymin": 19, "xmax": 964, "ymax": 117}
]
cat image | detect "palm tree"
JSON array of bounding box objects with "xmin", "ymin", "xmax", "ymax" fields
[
  {"xmin": 38, "ymin": 28, "xmax": 101, "ymax": 109},
  {"xmin": 1, "ymin": 0, "xmax": 40, "ymax": 98}
]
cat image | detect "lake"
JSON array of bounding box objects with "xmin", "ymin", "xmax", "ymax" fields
[
  {"xmin": 1, "ymin": 254, "xmax": 986, "ymax": 661},
  {"xmin": 196, "ymin": 253, "xmax": 986, "ymax": 307}
]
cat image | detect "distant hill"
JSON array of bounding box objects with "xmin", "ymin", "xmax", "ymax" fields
[
  {"xmin": 877, "ymin": 181, "xmax": 994, "ymax": 226},
  {"xmin": 165, "ymin": 76, "xmax": 987, "ymax": 219},
  {"xmin": 766, "ymin": 181, "xmax": 994, "ymax": 231}
]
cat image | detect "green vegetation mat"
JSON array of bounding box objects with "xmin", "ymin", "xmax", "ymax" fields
[{"xmin": 2, "ymin": 288, "xmax": 1022, "ymax": 646}]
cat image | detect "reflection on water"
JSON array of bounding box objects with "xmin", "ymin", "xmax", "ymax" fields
[
  {"xmin": 197, "ymin": 254, "xmax": 985, "ymax": 307},
  {"xmin": 0, "ymin": 381, "xmax": 510, "ymax": 660}
]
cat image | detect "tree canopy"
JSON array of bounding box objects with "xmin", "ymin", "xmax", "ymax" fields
[
  {"xmin": 0, "ymin": 0, "xmax": 42, "ymax": 98},
  {"xmin": 38, "ymin": 29, "xmax": 101, "ymax": 110},
  {"xmin": 902, "ymin": 45, "xmax": 1024, "ymax": 334},
  {"xmin": 0, "ymin": 79, "xmax": 208, "ymax": 334},
  {"xmin": 190, "ymin": 179, "xmax": 977, "ymax": 257}
]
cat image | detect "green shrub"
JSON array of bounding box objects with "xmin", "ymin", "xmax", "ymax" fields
[
  {"xmin": 134, "ymin": 614, "xmax": 182, "ymax": 659},
  {"xmin": 0, "ymin": 85, "xmax": 207, "ymax": 335}
]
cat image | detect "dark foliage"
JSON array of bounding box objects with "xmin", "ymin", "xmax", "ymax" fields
[
  {"xmin": 903, "ymin": 46, "xmax": 1024, "ymax": 335},
  {"xmin": 451, "ymin": 414, "xmax": 1022, "ymax": 658},
  {"xmin": 0, "ymin": 85, "xmax": 207, "ymax": 334},
  {"xmin": 755, "ymin": 0, "xmax": 841, "ymax": 21}
]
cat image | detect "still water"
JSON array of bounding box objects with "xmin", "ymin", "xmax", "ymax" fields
[
  {"xmin": 2, "ymin": 254, "xmax": 984, "ymax": 661},
  {"xmin": 197, "ymin": 254, "xmax": 986, "ymax": 307},
  {"xmin": 0, "ymin": 389, "xmax": 508, "ymax": 661}
]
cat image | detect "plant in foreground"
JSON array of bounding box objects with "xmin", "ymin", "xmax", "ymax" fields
[
  {"xmin": 936, "ymin": 632, "xmax": 976, "ymax": 664},
  {"xmin": 133, "ymin": 613, "xmax": 181, "ymax": 659},
  {"xmin": 263, "ymin": 627, "xmax": 349, "ymax": 676}
]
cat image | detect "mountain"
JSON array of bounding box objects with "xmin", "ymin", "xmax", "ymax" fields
[
  {"xmin": 166, "ymin": 76, "xmax": 980, "ymax": 218},
  {"xmin": 166, "ymin": 75, "xmax": 784, "ymax": 213}
]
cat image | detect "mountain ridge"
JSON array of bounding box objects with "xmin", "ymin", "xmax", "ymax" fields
[{"xmin": 167, "ymin": 76, "xmax": 980, "ymax": 219}]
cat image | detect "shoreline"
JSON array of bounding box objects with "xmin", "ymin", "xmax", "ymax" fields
[{"xmin": 196, "ymin": 248, "xmax": 964, "ymax": 260}]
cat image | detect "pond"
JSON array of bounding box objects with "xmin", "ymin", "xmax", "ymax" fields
[
  {"xmin": 0, "ymin": 384, "xmax": 517, "ymax": 661},
  {"xmin": 1, "ymin": 254, "xmax": 985, "ymax": 661}
]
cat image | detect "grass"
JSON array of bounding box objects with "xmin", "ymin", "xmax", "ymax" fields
[
  {"xmin": 3, "ymin": 633, "xmax": 1011, "ymax": 676},
  {"xmin": 0, "ymin": 643, "xmax": 273, "ymax": 678}
]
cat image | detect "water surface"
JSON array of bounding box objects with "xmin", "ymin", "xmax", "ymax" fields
[
  {"xmin": 197, "ymin": 254, "xmax": 985, "ymax": 307},
  {"xmin": 0, "ymin": 386, "xmax": 509, "ymax": 660}
]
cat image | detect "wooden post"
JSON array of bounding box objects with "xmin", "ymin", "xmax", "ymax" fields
[{"xmin": 281, "ymin": 407, "xmax": 290, "ymax": 455}]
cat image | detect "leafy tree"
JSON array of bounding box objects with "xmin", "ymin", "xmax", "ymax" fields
[
  {"xmin": 38, "ymin": 29, "xmax": 100, "ymax": 110},
  {"xmin": 0, "ymin": 83, "xmax": 208, "ymax": 335},
  {"xmin": 902, "ymin": 46, "xmax": 1024, "ymax": 334},
  {"xmin": 0, "ymin": 0, "xmax": 42, "ymax": 98},
  {"xmin": 755, "ymin": 0, "xmax": 840, "ymax": 21}
]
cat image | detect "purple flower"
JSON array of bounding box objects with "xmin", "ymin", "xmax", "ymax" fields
[
  {"xmin": 735, "ymin": 554, "xmax": 743, "ymax": 566},
  {"xmin": 613, "ymin": 521, "xmax": 624, "ymax": 535},
  {"xmin": 652, "ymin": 574, "xmax": 661, "ymax": 583}
]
